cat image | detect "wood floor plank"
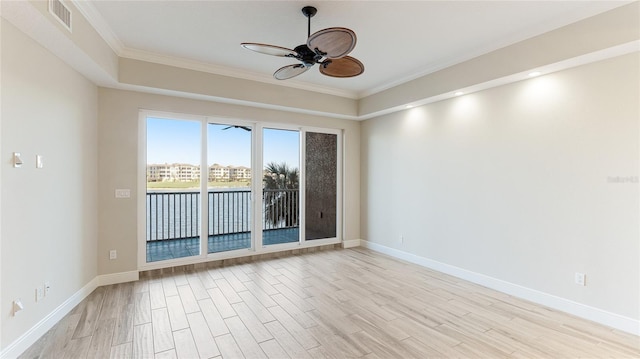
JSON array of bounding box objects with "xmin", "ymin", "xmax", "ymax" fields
[
  {"xmin": 307, "ymin": 324, "xmax": 368, "ymax": 358},
  {"xmin": 270, "ymin": 293, "xmax": 317, "ymax": 328},
  {"xmin": 132, "ymin": 323, "xmax": 154, "ymax": 359},
  {"xmin": 272, "ymin": 283, "xmax": 314, "ymax": 312},
  {"xmin": 27, "ymin": 313, "xmax": 81, "ymax": 359},
  {"xmin": 177, "ymin": 284, "xmax": 200, "ymax": 314},
  {"xmin": 264, "ymin": 320, "xmax": 312, "ymax": 359},
  {"xmin": 151, "ymin": 308, "xmax": 175, "ymax": 353},
  {"xmin": 172, "ymin": 272, "xmax": 189, "ymax": 287},
  {"xmin": 238, "ymin": 290, "xmax": 276, "ymax": 324},
  {"xmin": 172, "ymin": 328, "xmax": 200, "ymax": 359},
  {"xmin": 242, "ymin": 280, "xmax": 278, "ymax": 307},
  {"xmin": 186, "ymin": 272, "xmax": 210, "ymax": 300},
  {"xmin": 62, "ymin": 336, "xmax": 92, "ymax": 359},
  {"xmin": 112, "ymin": 303, "xmax": 135, "ymax": 346},
  {"xmin": 73, "ymin": 287, "xmax": 105, "ymax": 339},
  {"xmin": 214, "ymin": 333, "xmax": 244, "ymax": 359},
  {"xmin": 221, "ymin": 268, "xmax": 248, "ymax": 292},
  {"xmin": 165, "ymin": 295, "xmax": 189, "ymax": 331},
  {"xmin": 231, "ymin": 301, "xmax": 273, "ymax": 343},
  {"xmin": 109, "ymin": 342, "xmax": 132, "ymax": 359},
  {"xmin": 206, "ymin": 287, "xmax": 236, "ymax": 319},
  {"xmin": 154, "ymin": 349, "xmax": 177, "ymax": 359},
  {"xmin": 224, "ymin": 316, "xmax": 267, "ymax": 358},
  {"xmin": 267, "ymin": 306, "xmax": 319, "ymax": 350},
  {"xmin": 196, "ymin": 270, "xmax": 217, "ymax": 290},
  {"xmin": 149, "ymin": 282, "xmax": 167, "ymax": 310},
  {"xmin": 162, "ymin": 275, "xmax": 179, "ymax": 297},
  {"xmin": 197, "ymin": 298, "xmax": 229, "ymax": 337},
  {"xmin": 214, "ymin": 278, "xmax": 243, "ymax": 304},
  {"xmin": 99, "ymin": 285, "xmax": 122, "ymax": 321},
  {"xmin": 86, "ymin": 318, "xmax": 116, "ymax": 359},
  {"xmin": 259, "ymin": 339, "xmax": 290, "ymax": 359},
  {"xmin": 229, "ymin": 264, "xmax": 252, "ymax": 283},
  {"xmin": 133, "ymin": 292, "xmax": 152, "ymax": 326},
  {"xmin": 187, "ymin": 311, "xmax": 221, "ymax": 358},
  {"xmin": 246, "ymin": 267, "xmax": 280, "ymax": 286}
]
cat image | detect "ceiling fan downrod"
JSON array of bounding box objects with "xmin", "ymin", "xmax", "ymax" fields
[
  {"xmin": 293, "ymin": 6, "xmax": 324, "ymax": 67},
  {"xmin": 301, "ymin": 6, "xmax": 317, "ymax": 37}
]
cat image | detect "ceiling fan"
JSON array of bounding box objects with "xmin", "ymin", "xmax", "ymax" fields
[
  {"xmin": 222, "ymin": 125, "xmax": 251, "ymax": 132},
  {"xmin": 241, "ymin": 6, "xmax": 364, "ymax": 80}
]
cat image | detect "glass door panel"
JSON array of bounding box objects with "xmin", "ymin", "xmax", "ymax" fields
[
  {"xmin": 146, "ymin": 117, "xmax": 201, "ymax": 262},
  {"xmin": 305, "ymin": 132, "xmax": 338, "ymax": 240},
  {"xmin": 262, "ymin": 128, "xmax": 300, "ymax": 246},
  {"xmin": 207, "ymin": 123, "xmax": 252, "ymax": 253}
]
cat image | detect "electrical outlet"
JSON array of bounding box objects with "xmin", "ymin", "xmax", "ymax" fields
[
  {"xmin": 109, "ymin": 250, "xmax": 117, "ymax": 260},
  {"xmin": 13, "ymin": 299, "xmax": 24, "ymax": 316},
  {"xmin": 36, "ymin": 286, "xmax": 44, "ymax": 302},
  {"xmin": 45, "ymin": 282, "xmax": 51, "ymax": 296},
  {"xmin": 574, "ymin": 272, "xmax": 586, "ymax": 286}
]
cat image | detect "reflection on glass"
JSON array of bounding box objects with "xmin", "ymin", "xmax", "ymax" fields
[
  {"xmin": 263, "ymin": 128, "xmax": 300, "ymax": 245},
  {"xmin": 146, "ymin": 117, "xmax": 201, "ymax": 262},
  {"xmin": 305, "ymin": 132, "xmax": 337, "ymax": 240}
]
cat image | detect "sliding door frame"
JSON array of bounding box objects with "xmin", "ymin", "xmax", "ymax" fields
[{"xmin": 138, "ymin": 111, "xmax": 342, "ymax": 271}]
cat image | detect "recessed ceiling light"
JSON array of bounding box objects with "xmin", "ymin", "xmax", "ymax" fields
[
  {"xmin": 455, "ymin": 91, "xmax": 464, "ymax": 96},
  {"xmin": 529, "ymin": 71, "xmax": 541, "ymax": 77}
]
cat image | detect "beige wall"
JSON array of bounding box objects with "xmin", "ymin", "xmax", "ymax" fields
[
  {"xmin": 1, "ymin": 19, "xmax": 98, "ymax": 348},
  {"xmin": 98, "ymin": 88, "xmax": 361, "ymax": 275},
  {"xmin": 361, "ymin": 53, "xmax": 639, "ymax": 320}
]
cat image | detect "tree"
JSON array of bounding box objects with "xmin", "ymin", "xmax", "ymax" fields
[{"xmin": 263, "ymin": 162, "xmax": 299, "ymax": 228}]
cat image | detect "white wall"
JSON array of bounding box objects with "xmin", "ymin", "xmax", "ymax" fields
[
  {"xmin": 1, "ymin": 19, "xmax": 98, "ymax": 349},
  {"xmin": 361, "ymin": 54, "xmax": 639, "ymax": 323}
]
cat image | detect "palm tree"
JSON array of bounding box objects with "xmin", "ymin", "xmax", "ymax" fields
[{"xmin": 263, "ymin": 162, "xmax": 299, "ymax": 228}]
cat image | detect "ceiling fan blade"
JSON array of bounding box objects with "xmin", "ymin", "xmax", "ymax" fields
[
  {"xmin": 307, "ymin": 27, "xmax": 356, "ymax": 59},
  {"xmin": 222, "ymin": 125, "xmax": 251, "ymax": 131},
  {"xmin": 240, "ymin": 43, "xmax": 298, "ymax": 57},
  {"xmin": 274, "ymin": 64, "xmax": 310, "ymax": 80},
  {"xmin": 319, "ymin": 56, "xmax": 364, "ymax": 78}
]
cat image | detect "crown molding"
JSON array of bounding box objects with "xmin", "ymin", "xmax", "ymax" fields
[{"xmin": 71, "ymin": 0, "xmax": 124, "ymax": 55}]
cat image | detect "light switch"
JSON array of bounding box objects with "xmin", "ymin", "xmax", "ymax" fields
[
  {"xmin": 115, "ymin": 189, "xmax": 131, "ymax": 198},
  {"xmin": 13, "ymin": 152, "xmax": 23, "ymax": 168},
  {"xmin": 36, "ymin": 155, "xmax": 44, "ymax": 168}
]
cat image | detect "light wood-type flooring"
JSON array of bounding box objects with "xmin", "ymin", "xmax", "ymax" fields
[{"xmin": 20, "ymin": 248, "xmax": 640, "ymax": 358}]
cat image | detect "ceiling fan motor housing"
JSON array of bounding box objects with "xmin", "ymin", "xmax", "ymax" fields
[{"xmin": 293, "ymin": 44, "xmax": 323, "ymax": 66}]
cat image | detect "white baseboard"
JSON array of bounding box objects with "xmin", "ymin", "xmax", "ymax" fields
[
  {"xmin": 360, "ymin": 240, "xmax": 640, "ymax": 336},
  {"xmin": 0, "ymin": 278, "xmax": 99, "ymax": 359},
  {"xmin": 97, "ymin": 270, "xmax": 139, "ymax": 286},
  {"xmin": 342, "ymin": 239, "xmax": 361, "ymax": 248}
]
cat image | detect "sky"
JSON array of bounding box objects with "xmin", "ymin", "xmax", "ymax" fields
[{"xmin": 146, "ymin": 117, "xmax": 299, "ymax": 169}]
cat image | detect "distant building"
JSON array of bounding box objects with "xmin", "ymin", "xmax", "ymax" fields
[
  {"xmin": 208, "ymin": 164, "xmax": 251, "ymax": 181},
  {"xmin": 147, "ymin": 163, "xmax": 250, "ymax": 182}
]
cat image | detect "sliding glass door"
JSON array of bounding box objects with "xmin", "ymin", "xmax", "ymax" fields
[
  {"xmin": 262, "ymin": 128, "xmax": 301, "ymax": 246},
  {"xmin": 207, "ymin": 123, "xmax": 253, "ymax": 253},
  {"xmin": 142, "ymin": 112, "xmax": 342, "ymax": 267},
  {"xmin": 145, "ymin": 117, "xmax": 202, "ymax": 262}
]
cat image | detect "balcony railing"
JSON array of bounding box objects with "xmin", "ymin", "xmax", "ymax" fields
[{"xmin": 146, "ymin": 189, "xmax": 299, "ymax": 242}]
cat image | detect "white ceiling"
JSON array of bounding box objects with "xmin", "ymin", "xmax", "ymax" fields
[{"xmin": 80, "ymin": 1, "xmax": 628, "ymax": 99}]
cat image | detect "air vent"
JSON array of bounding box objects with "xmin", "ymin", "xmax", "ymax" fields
[{"xmin": 48, "ymin": 0, "xmax": 72, "ymax": 32}]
